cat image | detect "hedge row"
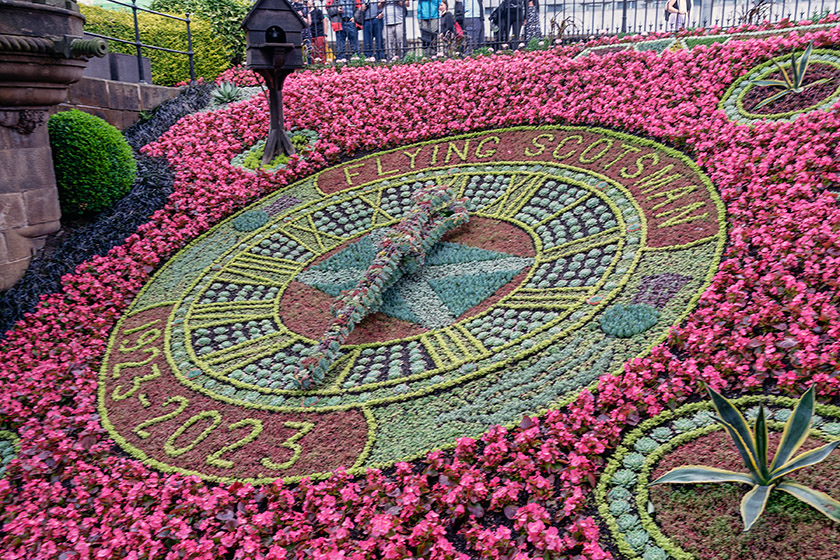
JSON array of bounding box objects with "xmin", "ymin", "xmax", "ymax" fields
[{"xmin": 81, "ymin": 5, "xmax": 231, "ymax": 86}]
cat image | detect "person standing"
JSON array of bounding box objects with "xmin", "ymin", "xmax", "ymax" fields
[
  {"xmin": 380, "ymin": 0, "xmax": 410, "ymax": 59},
  {"xmin": 461, "ymin": 0, "xmax": 484, "ymax": 53},
  {"xmin": 327, "ymin": 0, "xmax": 362, "ymax": 60},
  {"xmin": 417, "ymin": 0, "xmax": 441, "ymax": 57},
  {"xmin": 523, "ymin": 0, "xmax": 541, "ymax": 42},
  {"xmin": 309, "ymin": 0, "xmax": 327, "ymax": 63},
  {"xmin": 666, "ymin": 0, "xmax": 690, "ymax": 31},
  {"xmin": 362, "ymin": 1, "xmax": 386, "ymax": 60},
  {"xmin": 292, "ymin": 0, "xmax": 312, "ymax": 62}
]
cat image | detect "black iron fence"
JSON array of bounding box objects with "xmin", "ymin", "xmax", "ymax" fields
[
  {"xmin": 83, "ymin": 0, "xmax": 195, "ymax": 83},
  {"xmin": 298, "ymin": 0, "xmax": 840, "ymax": 63}
]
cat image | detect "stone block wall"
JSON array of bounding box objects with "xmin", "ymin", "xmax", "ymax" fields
[
  {"xmin": 53, "ymin": 76, "xmax": 180, "ymax": 129},
  {"xmin": 0, "ymin": 109, "xmax": 62, "ymax": 292}
]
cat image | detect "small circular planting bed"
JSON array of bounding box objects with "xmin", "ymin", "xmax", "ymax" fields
[
  {"xmin": 597, "ymin": 397, "xmax": 840, "ymax": 560},
  {"xmin": 720, "ymin": 49, "xmax": 840, "ymax": 123}
]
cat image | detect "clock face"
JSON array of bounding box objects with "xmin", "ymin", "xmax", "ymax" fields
[{"xmin": 99, "ymin": 126, "xmax": 725, "ymax": 483}]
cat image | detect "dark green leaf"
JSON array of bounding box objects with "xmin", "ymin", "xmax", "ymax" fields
[
  {"xmin": 770, "ymin": 440, "xmax": 839, "ymax": 481},
  {"xmin": 648, "ymin": 466, "xmax": 754, "ymax": 486},
  {"xmin": 755, "ymin": 405, "xmax": 769, "ymax": 478},
  {"xmin": 753, "ymin": 89, "xmax": 794, "ymax": 110},
  {"xmin": 770, "ymin": 385, "xmax": 815, "ymax": 471},
  {"xmin": 796, "ymin": 42, "xmax": 814, "ymax": 88}
]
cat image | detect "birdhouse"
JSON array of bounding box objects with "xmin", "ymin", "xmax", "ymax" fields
[
  {"xmin": 241, "ymin": 0, "xmax": 308, "ymax": 164},
  {"xmin": 242, "ymin": 0, "xmax": 307, "ymax": 70}
]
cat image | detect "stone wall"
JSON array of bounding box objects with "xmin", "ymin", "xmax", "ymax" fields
[
  {"xmin": 0, "ymin": 109, "xmax": 62, "ymax": 292},
  {"xmin": 54, "ymin": 76, "xmax": 180, "ymax": 129}
]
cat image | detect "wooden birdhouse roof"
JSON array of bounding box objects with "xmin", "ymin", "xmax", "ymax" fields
[{"xmin": 242, "ymin": 0, "xmax": 307, "ymax": 31}]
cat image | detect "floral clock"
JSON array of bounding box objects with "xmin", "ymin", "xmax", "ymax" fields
[
  {"xmin": 99, "ymin": 126, "xmax": 726, "ymax": 484},
  {"xmin": 719, "ymin": 48, "xmax": 840, "ymax": 124}
]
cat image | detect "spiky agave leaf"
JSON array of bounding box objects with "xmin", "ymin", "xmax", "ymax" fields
[
  {"xmin": 770, "ymin": 440, "xmax": 840, "ymax": 481},
  {"xmin": 707, "ymin": 387, "xmax": 762, "ymax": 480},
  {"xmin": 740, "ymin": 484, "xmax": 774, "ymax": 531},
  {"xmin": 798, "ymin": 77, "xmax": 833, "ymax": 92},
  {"xmin": 772, "ymin": 59, "xmax": 795, "ymax": 89},
  {"xmin": 649, "ymin": 466, "xmax": 755, "ymax": 486},
  {"xmin": 754, "ymin": 404, "xmax": 770, "ymax": 480},
  {"xmin": 752, "ymin": 78, "xmax": 792, "ymax": 88},
  {"xmin": 777, "ymin": 482, "xmax": 840, "ymax": 523},
  {"xmin": 769, "ymin": 385, "xmax": 815, "ymax": 471},
  {"xmin": 753, "ymin": 89, "xmax": 795, "ymax": 110},
  {"xmin": 793, "ymin": 41, "xmax": 815, "ymax": 90}
]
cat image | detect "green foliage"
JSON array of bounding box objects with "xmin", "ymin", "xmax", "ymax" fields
[
  {"xmin": 150, "ymin": 0, "xmax": 250, "ymax": 65},
  {"xmin": 600, "ymin": 303, "xmax": 659, "ymax": 338},
  {"xmin": 211, "ymin": 81, "xmax": 244, "ymax": 104},
  {"xmin": 751, "ymin": 42, "xmax": 831, "ymax": 110},
  {"xmin": 81, "ymin": 5, "xmax": 230, "ymax": 85},
  {"xmin": 649, "ymin": 386, "xmax": 840, "ymax": 531},
  {"xmin": 684, "ymin": 36, "xmax": 729, "ymax": 50},
  {"xmin": 810, "ymin": 9, "xmax": 831, "ymax": 23},
  {"xmin": 235, "ymin": 130, "xmax": 318, "ymax": 172},
  {"xmin": 48, "ymin": 110, "xmax": 137, "ymax": 215},
  {"xmin": 233, "ymin": 210, "xmax": 269, "ymax": 232}
]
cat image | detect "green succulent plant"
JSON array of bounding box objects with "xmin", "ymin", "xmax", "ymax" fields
[
  {"xmin": 751, "ymin": 42, "xmax": 832, "ymax": 110},
  {"xmin": 211, "ymin": 81, "xmax": 244, "ymax": 104},
  {"xmin": 649, "ymin": 385, "xmax": 840, "ymax": 531}
]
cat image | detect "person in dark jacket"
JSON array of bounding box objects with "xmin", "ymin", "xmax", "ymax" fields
[
  {"xmin": 439, "ymin": 0, "xmax": 456, "ymax": 35},
  {"xmin": 309, "ymin": 0, "xmax": 327, "ymax": 62},
  {"xmin": 490, "ymin": 0, "xmax": 524, "ymax": 46}
]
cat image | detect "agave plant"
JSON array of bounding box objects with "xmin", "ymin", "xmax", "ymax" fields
[
  {"xmin": 649, "ymin": 386, "xmax": 840, "ymax": 531},
  {"xmin": 751, "ymin": 42, "xmax": 832, "ymax": 110},
  {"xmin": 211, "ymin": 81, "xmax": 243, "ymax": 105}
]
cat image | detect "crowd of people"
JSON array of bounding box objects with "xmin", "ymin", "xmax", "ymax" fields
[{"xmin": 289, "ymin": 0, "xmax": 545, "ymax": 63}]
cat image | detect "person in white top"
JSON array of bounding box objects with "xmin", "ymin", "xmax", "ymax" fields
[
  {"xmin": 666, "ymin": 0, "xmax": 690, "ymax": 31},
  {"xmin": 379, "ymin": 0, "xmax": 410, "ymax": 59}
]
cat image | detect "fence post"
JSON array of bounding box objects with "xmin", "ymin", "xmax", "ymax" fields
[
  {"xmin": 621, "ymin": 0, "xmax": 628, "ymax": 32},
  {"xmin": 131, "ymin": 0, "xmax": 146, "ymax": 83},
  {"xmin": 186, "ymin": 12, "xmax": 196, "ymax": 83}
]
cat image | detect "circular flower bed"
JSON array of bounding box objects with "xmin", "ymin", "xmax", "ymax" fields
[
  {"xmin": 98, "ymin": 126, "xmax": 726, "ymax": 483},
  {"xmin": 719, "ymin": 49, "xmax": 840, "ymax": 123},
  {"xmin": 597, "ymin": 396, "xmax": 840, "ymax": 560}
]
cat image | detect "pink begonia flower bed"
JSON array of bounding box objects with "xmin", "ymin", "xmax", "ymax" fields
[{"xmin": 1, "ymin": 18, "xmax": 840, "ymax": 560}]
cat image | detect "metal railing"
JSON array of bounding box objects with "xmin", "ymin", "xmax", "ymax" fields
[
  {"xmin": 83, "ymin": 0, "xmax": 195, "ymax": 83},
  {"xmin": 300, "ymin": 0, "xmax": 839, "ymax": 64}
]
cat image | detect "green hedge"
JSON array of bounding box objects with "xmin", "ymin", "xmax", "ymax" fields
[
  {"xmin": 150, "ymin": 0, "xmax": 251, "ymax": 66},
  {"xmin": 48, "ymin": 109, "xmax": 137, "ymax": 215},
  {"xmin": 81, "ymin": 5, "xmax": 230, "ymax": 86}
]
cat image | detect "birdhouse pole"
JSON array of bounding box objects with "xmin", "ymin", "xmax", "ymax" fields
[
  {"xmin": 258, "ymin": 68, "xmax": 295, "ymax": 165},
  {"xmin": 241, "ymin": 0, "xmax": 307, "ymax": 166}
]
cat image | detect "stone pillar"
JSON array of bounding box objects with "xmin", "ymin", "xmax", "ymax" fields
[
  {"xmin": 0, "ymin": 110, "xmax": 62, "ymax": 291},
  {"xmin": 0, "ymin": 0, "xmax": 106, "ymax": 291}
]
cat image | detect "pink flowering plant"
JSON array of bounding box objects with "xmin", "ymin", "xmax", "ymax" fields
[{"xmin": 0, "ymin": 18, "xmax": 839, "ymax": 560}]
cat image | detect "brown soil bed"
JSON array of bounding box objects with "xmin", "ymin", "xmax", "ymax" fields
[
  {"xmin": 649, "ymin": 430, "xmax": 840, "ymax": 560},
  {"xmin": 741, "ymin": 63, "xmax": 840, "ymax": 115}
]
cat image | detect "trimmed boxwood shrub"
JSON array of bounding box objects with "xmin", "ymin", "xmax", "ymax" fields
[
  {"xmin": 48, "ymin": 110, "xmax": 137, "ymax": 215},
  {"xmin": 81, "ymin": 5, "xmax": 230, "ymax": 85}
]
